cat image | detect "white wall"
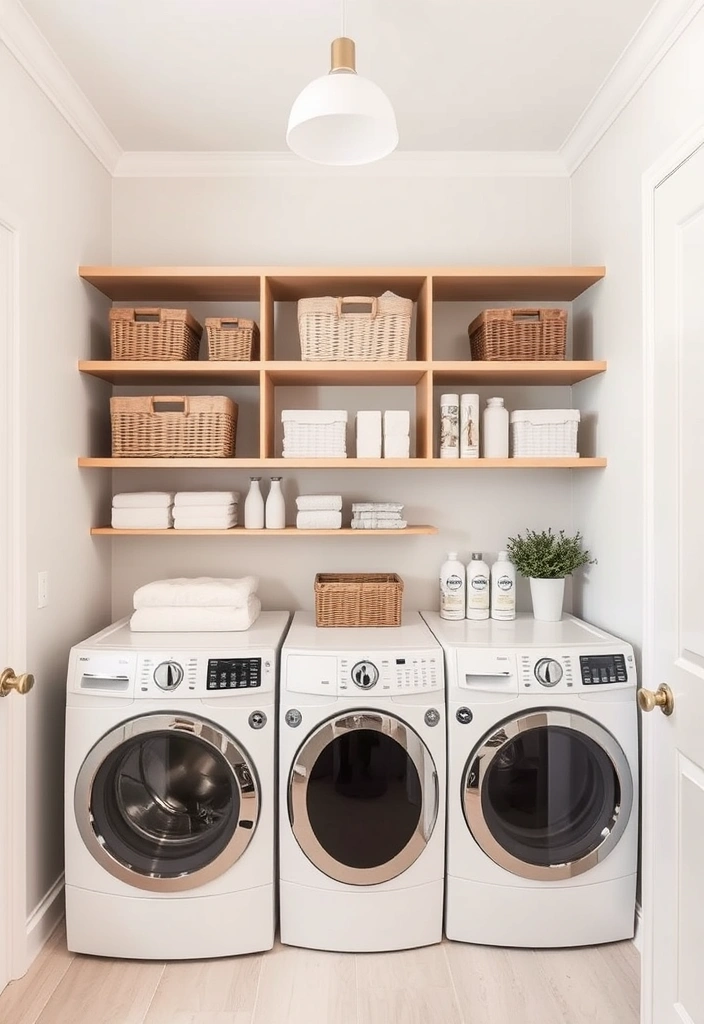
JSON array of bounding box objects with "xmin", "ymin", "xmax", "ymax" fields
[
  {"xmin": 570, "ymin": 9, "xmax": 704, "ymax": 652},
  {"xmin": 0, "ymin": 43, "xmax": 112, "ymax": 917},
  {"xmin": 110, "ymin": 174, "xmax": 579, "ymax": 615}
]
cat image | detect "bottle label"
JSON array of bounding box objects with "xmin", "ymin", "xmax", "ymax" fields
[
  {"xmin": 467, "ymin": 573, "xmax": 489, "ymax": 609},
  {"xmin": 441, "ymin": 573, "xmax": 464, "ymax": 614},
  {"xmin": 497, "ymin": 574, "xmax": 513, "ymax": 592},
  {"xmin": 445, "ymin": 574, "xmax": 463, "ymax": 592},
  {"xmin": 470, "ymin": 575, "xmax": 488, "ymax": 591}
]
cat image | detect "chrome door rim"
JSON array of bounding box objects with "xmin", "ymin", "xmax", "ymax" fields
[
  {"xmin": 289, "ymin": 710, "xmax": 439, "ymax": 886},
  {"xmin": 75, "ymin": 713, "xmax": 260, "ymax": 892},
  {"xmin": 462, "ymin": 709, "xmax": 633, "ymax": 881}
]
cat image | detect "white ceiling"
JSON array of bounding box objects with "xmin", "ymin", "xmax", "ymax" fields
[{"xmin": 19, "ymin": 0, "xmax": 657, "ymax": 153}]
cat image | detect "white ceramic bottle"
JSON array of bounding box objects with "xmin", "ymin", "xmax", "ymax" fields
[
  {"xmin": 440, "ymin": 553, "xmax": 466, "ymax": 620},
  {"xmin": 466, "ymin": 552, "xmax": 490, "ymax": 620},
  {"xmin": 491, "ymin": 551, "xmax": 516, "ymax": 620},
  {"xmin": 460, "ymin": 393, "xmax": 479, "ymax": 458},
  {"xmin": 265, "ymin": 476, "xmax": 286, "ymax": 530},
  {"xmin": 482, "ymin": 397, "xmax": 509, "ymax": 458},
  {"xmin": 244, "ymin": 477, "xmax": 265, "ymax": 529}
]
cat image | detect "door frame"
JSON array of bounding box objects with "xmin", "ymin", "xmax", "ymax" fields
[
  {"xmin": 0, "ymin": 214, "xmax": 28, "ymax": 984},
  {"xmin": 640, "ymin": 121, "xmax": 704, "ymax": 1024}
]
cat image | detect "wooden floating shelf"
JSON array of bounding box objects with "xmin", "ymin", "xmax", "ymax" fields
[
  {"xmin": 79, "ymin": 360, "xmax": 606, "ymax": 387},
  {"xmin": 92, "ymin": 525, "xmax": 438, "ymax": 537},
  {"xmin": 79, "ymin": 457, "xmax": 607, "ymax": 470},
  {"xmin": 79, "ymin": 265, "xmax": 605, "ymax": 303}
]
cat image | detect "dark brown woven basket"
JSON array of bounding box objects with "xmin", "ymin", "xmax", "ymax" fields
[
  {"xmin": 314, "ymin": 573, "xmax": 404, "ymax": 627},
  {"xmin": 111, "ymin": 395, "xmax": 237, "ymax": 458},
  {"xmin": 205, "ymin": 317, "xmax": 260, "ymax": 360},
  {"xmin": 109, "ymin": 308, "xmax": 202, "ymax": 361},
  {"xmin": 468, "ymin": 308, "xmax": 566, "ymax": 361}
]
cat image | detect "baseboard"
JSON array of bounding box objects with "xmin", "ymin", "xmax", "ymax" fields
[
  {"xmin": 632, "ymin": 902, "xmax": 643, "ymax": 953},
  {"xmin": 25, "ymin": 874, "xmax": 65, "ymax": 965}
]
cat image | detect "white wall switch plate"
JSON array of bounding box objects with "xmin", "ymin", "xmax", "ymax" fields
[{"xmin": 37, "ymin": 571, "xmax": 49, "ymax": 609}]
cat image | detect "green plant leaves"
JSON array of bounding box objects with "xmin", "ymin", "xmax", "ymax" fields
[{"xmin": 506, "ymin": 528, "xmax": 595, "ymax": 580}]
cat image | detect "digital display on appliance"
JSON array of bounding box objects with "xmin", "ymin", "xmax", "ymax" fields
[
  {"xmin": 207, "ymin": 658, "xmax": 262, "ymax": 689},
  {"xmin": 396, "ymin": 658, "xmax": 406, "ymax": 665},
  {"xmin": 579, "ymin": 654, "xmax": 627, "ymax": 685}
]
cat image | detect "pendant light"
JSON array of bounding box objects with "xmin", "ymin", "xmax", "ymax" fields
[{"xmin": 286, "ymin": 12, "xmax": 398, "ymax": 166}]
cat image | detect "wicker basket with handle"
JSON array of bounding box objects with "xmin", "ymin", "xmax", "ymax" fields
[
  {"xmin": 314, "ymin": 573, "xmax": 404, "ymax": 627},
  {"xmin": 205, "ymin": 317, "xmax": 260, "ymax": 360},
  {"xmin": 468, "ymin": 308, "xmax": 566, "ymax": 361},
  {"xmin": 110, "ymin": 395, "xmax": 237, "ymax": 458},
  {"xmin": 109, "ymin": 308, "xmax": 202, "ymax": 361},
  {"xmin": 298, "ymin": 293, "xmax": 412, "ymax": 361}
]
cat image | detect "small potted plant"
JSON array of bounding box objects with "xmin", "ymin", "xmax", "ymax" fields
[{"xmin": 506, "ymin": 528, "xmax": 595, "ymax": 622}]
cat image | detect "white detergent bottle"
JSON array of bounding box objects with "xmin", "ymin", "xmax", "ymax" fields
[
  {"xmin": 265, "ymin": 476, "xmax": 286, "ymax": 529},
  {"xmin": 440, "ymin": 553, "xmax": 466, "ymax": 620},
  {"xmin": 482, "ymin": 397, "xmax": 509, "ymax": 458},
  {"xmin": 466, "ymin": 552, "xmax": 490, "ymax": 620},
  {"xmin": 491, "ymin": 551, "xmax": 516, "ymax": 620}
]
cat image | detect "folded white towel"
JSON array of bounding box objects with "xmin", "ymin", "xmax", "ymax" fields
[
  {"xmin": 173, "ymin": 504, "xmax": 237, "ymax": 519},
  {"xmin": 130, "ymin": 596, "xmax": 261, "ymax": 633},
  {"xmin": 384, "ymin": 410, "xmax": 410, "ymax": 435},
  {"xmin": 133, "ymin": 576, "xmax": 259, "ymax": 610},
  {"xmin": 112, "ymin": 492, "xmax": 174, "ymax": 509},
  {"xmin": 384, "ymin": 435, "xmax": 411, "ymax": 459},
  {"xmin": 352, "ymin": 502, "xmax": 404, "ymax": 513},
  {"xmin": 356, "ymin": 411, "xmax": 382, "ymax": 458},
  {"xmin": 296, "ymin": 511, "xmax": 343, "ymax": 530},
  {"xmin": 296, "ymin": 495, "xmax": 343, "ymax": 512},
  {"xmin": 283, "ymin": 451, "xmax": 347, "ymax": 460},
  {"xmin": 351, "ymin": 520, "xmax": 408, "ymax": 530},
  {"xmin": 174, "ymin": 491, "xmax": 239, "ymax": 507},
  {"xmin": 173, "ymin": 517, "xmax": 238, "ymax": 531},
  {"xmin": 112, "ymin": 508, "xmax": 173, "ymax": 529},
  {"xmin": 355, "ymin": 510, "xmax": 404, "ymax": 521}
]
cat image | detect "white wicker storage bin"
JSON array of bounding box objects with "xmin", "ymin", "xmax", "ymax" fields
[
  {"xmin": 297, "ymin": 292, "xmax": 412, "ymax": 361},
  {"xmin": 510, "ymin": 409, "xmax": 580, "ymax": 458},
  {"xmin": 282, "ymin": 409, "xmax": 348, "ymax": 459}
]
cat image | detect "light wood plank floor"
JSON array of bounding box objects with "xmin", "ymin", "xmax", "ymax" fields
[{"xmin": 0, "ymin": 924, "xmax": 640, "ymax": 1024}]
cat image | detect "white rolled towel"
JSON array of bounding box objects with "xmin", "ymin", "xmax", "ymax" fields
[
  {"xmin": 133, "ymin": 576, "xmax": 258, "ymax": 610},
  {"xmin": 112, "ymin": 508, "xmax": 173, "ymax": 529},
  {"xmin": 174, "ymin": 492, "xmax": 239, "ymax": 507},
  {"xmin": 112, "ymin": 492, "xmax": 174, "ymax": 509},
  {"xmin": 296, "ymin": 511, "xmax": 343, "ymax": 530},
  {"xmin": 296, "ymin": 495, "xmax": 343, "ymax": 512},
  {"xmin": 130, "ymin": 596, "xmax": 261, "ymax": 633}
]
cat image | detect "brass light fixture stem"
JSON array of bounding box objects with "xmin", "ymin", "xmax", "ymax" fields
[{"xmin": 331, "ymin": 37, "xmax": 356, "ymax": 74}]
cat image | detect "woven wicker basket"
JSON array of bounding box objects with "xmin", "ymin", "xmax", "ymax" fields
[
  {"xmin": 468, "ymin": 308, "xmax": 566, "ymax": 361},
  {"xmin": 298, "ymin": 293, "xmax": 412, "ymax": 361},
  {"xmin": 314, "ymin": 573, "xmax": 404, "ymax": 627},
  {"xmin": 510, "ymin": 409, "xmax": 580, "ymax": 458},
  {"xmin": 111, "ymin": 395, "xmax": 237, "ymax": 458},
  {"xmin": 109, "ymin": 308, "xmax": 202, "ymax": 361},
  {"xmin": 205, "ymin": 317, "xmax": 260, "ymax": 360}
]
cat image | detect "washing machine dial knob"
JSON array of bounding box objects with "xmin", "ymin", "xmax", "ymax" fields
[
  {"xmin": 351, "ymin": 660, "xmax": 379, "ymax": 689},
  {"xmin": 154, "ymin": 661, "xmax": 184, "ymax": 690},
  {"xmin": 534, "ymin": 658, "xmax": 563, "ymax": 687}
]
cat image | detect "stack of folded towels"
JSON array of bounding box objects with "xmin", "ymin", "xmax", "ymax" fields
[
  {"xmin": 351, "ymin": 501, "xmax": 407, "ymax": 530},
  {"xmin": 296, "ymin": 494, "xmax": 343, "ymax": 530},
  {"xmin": 112, "ymin": 492, "xmax": 174, "ymax": 529},
  {"xmin": 384, "ymin": 410, "xmax": 411, "ymax": 459},
  {"xmin": 173, "ymin": 492, "xmax": 239, "ymax": 530},
  {"xmin": 130, "ymin": 576, "xmax": 260, "ymax": 632}
]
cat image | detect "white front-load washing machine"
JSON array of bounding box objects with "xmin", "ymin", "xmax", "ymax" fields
[
  {"xmin": 422, "ymin": 612, "xmax": 638, "ymax": 948},
  {"xmin": 279, "ymin": 611, "xmax": 446, "ymax": 952},
  {"xmin": 64, "ymin": 612, "xmax": 290, "ymax": 960}
]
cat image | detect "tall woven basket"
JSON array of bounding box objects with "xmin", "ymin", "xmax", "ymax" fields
[
  {"xmin": 468, "ymin": 308, "xmax": 566, "ymax": 361},
  {"xmin": 109, "ymin": 308, "xmax": 202, "ymax": 361},
  {"xmin": 314, "ymin": 573, "xmax": 404, "ymax": 627},
  {"xmin": 298, "ymin": 293, "xmax": 412, "ymax": 361},
  {"xmin": 205, "ymin": 318, "xmax": 260, "ymax": 360},
  {"xmin": 111, "ymin": 395, "xmax": 238, "ymax": 458}
]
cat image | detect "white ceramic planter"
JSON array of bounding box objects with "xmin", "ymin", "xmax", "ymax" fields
[{"xmin": 529, "ymin": 577, "xmax": 565, "ymax": 622}]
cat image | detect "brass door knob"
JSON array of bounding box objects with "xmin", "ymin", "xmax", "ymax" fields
[
  {"xmin": 0, "ymin": 668, "xmax": 35, "ymax": 698},
  {"xmin": 637, "ymin": 683, "xmax": 674, "ymax": 716}
]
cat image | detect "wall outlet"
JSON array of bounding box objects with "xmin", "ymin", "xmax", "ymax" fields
[{"xmin": 37, "ymin": 571, "xmax": 49, "ymax": 609}]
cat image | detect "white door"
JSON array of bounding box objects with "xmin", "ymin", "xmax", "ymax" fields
[
  {"xmin": 643, "ymin": 140, "xmax": 704, "ymax": 1023},
  {"xmin": 0, "ymin": 218, "xmax": 30, "ymax": 992}
]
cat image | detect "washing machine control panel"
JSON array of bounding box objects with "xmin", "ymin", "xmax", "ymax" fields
[
  {"xmin": 284, "ymin": 651, "xmax": 444, "ymax": 695},
  {"xmin": 517, "ymin": 649, "xmax": 635, "ymax": 691},
  {"xmin": 153, "ymin": 661, "xmax": 184, "ymax": 690},
  {"xmin": 351, "ymin": 660, "xmax": 380, "ymax": 689},
  {"xmin": 135, "ymin": 650, "xmax": 274, "ymax": 697}
]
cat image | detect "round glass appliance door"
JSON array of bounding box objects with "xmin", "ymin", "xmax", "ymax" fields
[
  {"xmin": 289, "ymin": 711, "xmax": 439, "ymax": 885},
  {"xmin": 75, "ymin": 714, "xmax": 259, "ymax": 892},
  {"xmin": 463, "ymin": 710, "xmax": 633, "ymax": 881}
]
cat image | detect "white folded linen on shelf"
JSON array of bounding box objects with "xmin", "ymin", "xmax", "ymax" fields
[
  {"xmin": 296, "ymin": 511, "xmax": 343, "ymax": 530},
  {"xmin": 356, "ymin": 411, "xmax": 382, "ymax": 458},
  {"xmin": 133, "ymin": 576, "xmax": 259, "ymax": 609},
  {"xmin": 173, "ymin": 515, "xmax": 238, "ymax": 531},
  {"xmin": 112, "ymin": 508, "xmax": 173, "ymax": 529},
  {"xmin": 130, "ymin": 596, "xmax": 261, "ymax": 633},
  {"xmin": 354, "ymin": 510, "xmax": 404, "ymax": 521},
  {"xmin": 383, "ymin": 410, "xmax": 410, "ymax": 435},
  {"xmin": 384, "ymin": 435, "xmax": 411, "ymax": 459},
  {"xmin": 352, "ymin": 502, "xmax": 404, "ymax": 513},
  {"xmin": 282, "ymin": 409, "xmax": 348, "ymax": 424},
  {"xmin": 296, "ymin": 495, "xmax": 343, "ymax": 512},
  {"xmin": 283, "ymin": 450, "xmax": 347, "ymax": 459},
  {"xmin": 174, "ymin": 491, "xmax": 239, "ymax": 507},
  {"xmin": 112, "ymin": 492, "xmax": 174, "ymax": 509},
  {"xmin": 173, "ymin": 504, "xmax": 237, "ymax": 519},
  {"xmin": 351, "ymin": 520, "xmax": 408, "ymax": 530}
]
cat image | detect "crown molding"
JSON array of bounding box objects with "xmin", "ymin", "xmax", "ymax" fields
[
  {"xmin": 0, "ymin": 0, "xmax": 121, "ymax": 173},
  {"xmin": 560, "ymin": 0, "xmax": 704, "ymax": 175},
  {"xmin": 114, "ymin": 149, "xmax": 568, "ymax": 178}
]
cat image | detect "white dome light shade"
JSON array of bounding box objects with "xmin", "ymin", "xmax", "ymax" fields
[{"xmin": 287, "ymin": 40, "xmax": 398, "ymax": 166}]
